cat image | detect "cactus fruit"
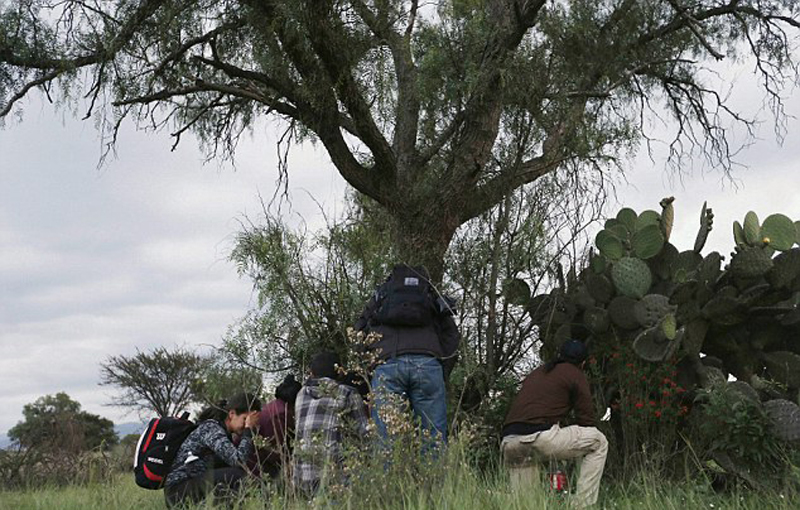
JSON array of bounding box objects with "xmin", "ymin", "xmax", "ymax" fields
[
  {"xmin": 761, "ymin": 214, "xmax": 796, "ymax": 252},
  {"xmin": 617, "ymin": 208, "xmax": 638, "ymax": 231},
  {"xmin": 612, "ymin": 257, "xmax": 653, "ymax": 299},
  {"xmin": 743, "ymin": 211, "xmax": 761, "ymax": 246},
  {"xmin": 595, "ymin": 229, "xmax": 625, "ymax": 260},
  {"xmin": 634, "ymin": 294, "xmax": 675, "ymax": 327},
  {"xmin": 694, "ymin": 201, "xmax": 714, "ymax": 253},
  {"xmin": 764, "ymin": 399, "xmax": 800, "ymax": 442},
  {"xmin": 632, "ymin": 224, "xmax": 665, "ymax": 260},
  {"xmin": 608, "ymin": 295, "xmax": 640, "ymax": 329},
  {"xmin": 763, "ymin": 351, "xmax": 800, "ymax": 387},
  {"xmin": 730, "ymin": 246, "xmax": 774, "ymax": 279},
  {"xmin": 660, "ymin": 196, "xmax": 675, "ymax": 241}
]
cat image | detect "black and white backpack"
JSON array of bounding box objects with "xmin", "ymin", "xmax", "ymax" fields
[
  {"xmin": 372, "ymin": 265, "xmax": 438, "ymax": 327},
  {"xmin": 133, "ymin": 412, "xmax": 196, "ymax": 489}
]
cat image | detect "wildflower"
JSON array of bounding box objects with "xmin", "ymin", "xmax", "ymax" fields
[
  {"xmin": 649, "ymin": 400, "xmax": 656, "ymax": 406},
  {"xmin": 635, "ymin": 402, "xmax": 644, "ymax": 409},
  {"xmin": 654, "ymin": 411, "xmax": 661, "ymax": 418}
]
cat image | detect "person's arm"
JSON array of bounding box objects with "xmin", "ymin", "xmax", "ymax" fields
[
  {"xmin": 201, "ymin": 421, "xmax": 255, "ymax": 468},
  {"xmin": 354, "ymin": 290, "xmax": 380, "ymax": 332},
  {"xmin": 437, "ymin": 314, "xmax": 461, "ymax": 379},
  {"xmin": 572, "ymin": 371, "xmax": 596, "ymax": 427}
]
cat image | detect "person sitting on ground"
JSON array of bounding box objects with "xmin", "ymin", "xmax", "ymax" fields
[
  {"xmin": 164, "ymin": 392, "xmax": 261, "ymax": 509},
  {"xmin": 501, "ymin": 339, "xmax": 608, "ymax": 508},
  {"xmin": 251, "ymin": 374, "xmax": 302, "ymax": 479},
  {"xmin": 293, "ymin": 351, "xmax": 369, "ymax": 497}
]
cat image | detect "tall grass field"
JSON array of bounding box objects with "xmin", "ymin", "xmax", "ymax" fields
[{"xmin": 2, "ymin": 466, "xmax": 798, "ymax": 510}]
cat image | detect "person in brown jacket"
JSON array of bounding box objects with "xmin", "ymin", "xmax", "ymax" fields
[{"xmin": 501, "ymin": 339, "xmax": 607, "ymax": 508}]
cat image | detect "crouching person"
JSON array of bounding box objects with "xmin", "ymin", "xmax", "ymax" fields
[
  {"xmin": 164, "ymin": 393, "xmax": 261, "ymax": 509},
  {"xmin": 501, "ymin": 340, "xmax": 607, "ymax": 508},
  {"xmin": 293, "ymin": 351, "xmax": 369, "ymax": 497}
]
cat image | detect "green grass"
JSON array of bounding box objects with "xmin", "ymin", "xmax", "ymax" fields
[{"xmin": 1, "ymin": 469, "xmax": 798, "ymax": 510}]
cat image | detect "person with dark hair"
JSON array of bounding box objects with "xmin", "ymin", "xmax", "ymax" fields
[
  {"xmin": 164, "ymin": 392, "xmax": 261, "ymax": 508},
  {"xmin": 354, "ymin": 263, "xmax": 460, "ymax": 447},
  {"xmin": 251, "ymin": 374, "xmax": 303, "ymax": 479},
  {"xmin": 501, "ymin": 340, "xmax": 607, "ymax": 508},
  {"xmin": 293, "ymin": 351, "xmax": 368, "ymax": 496}
]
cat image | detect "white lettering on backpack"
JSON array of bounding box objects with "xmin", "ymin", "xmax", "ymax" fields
[
  {"xmin": 404, "ymin": 277, "xmax": 419, "ymax": 286},
  {"xmin": 147, "ymin": 457, "xmax": 164, "ymax": 465},
  {"xmin": 156, "ymin": 432, "xmax": 166, "ymax": 441}
]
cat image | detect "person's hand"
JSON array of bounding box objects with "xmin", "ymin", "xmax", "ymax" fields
[{"xmin": 245, "ymin": 411, "xmax": 259, "ymax": 430}]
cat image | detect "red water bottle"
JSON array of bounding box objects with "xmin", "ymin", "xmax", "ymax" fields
[{"xmin": 548, "ymin": 470, "xmax": 568, "ymax": 492}]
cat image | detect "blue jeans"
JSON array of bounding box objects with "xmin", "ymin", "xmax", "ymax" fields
[{"xmin": 371, "ymin": 354, "xmax": 447, "ymax": 445}]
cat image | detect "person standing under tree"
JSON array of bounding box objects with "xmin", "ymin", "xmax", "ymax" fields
[
  {"xmin": 354, "ymin": 264, "xmax": 460, "ymax": 447},
  {"xmin": 501, "ymin": 339, "xmax": 608, "ymax": 508}
]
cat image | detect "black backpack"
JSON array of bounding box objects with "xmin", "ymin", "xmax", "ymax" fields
[
  {"xmin": 373, "ymin": 265, "xmax": 437, "ymax": 327},
  {"xmin": 133, "ymin": 412, "xmax": 196, "ymax": 489}
]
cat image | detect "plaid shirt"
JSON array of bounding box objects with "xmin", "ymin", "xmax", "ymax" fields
[{"xmin": 292, "ymin": 377, "xmax": 368, "ymax": 492}]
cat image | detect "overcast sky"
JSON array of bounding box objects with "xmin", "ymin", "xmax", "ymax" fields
[{"xmin": 1, "ymin": 64, "xmax": 798, "ymax": 436}]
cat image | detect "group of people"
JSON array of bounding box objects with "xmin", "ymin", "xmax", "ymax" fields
[{"xmin": 160, "ymin": 264, "xmax": 609, "ymax": 509}]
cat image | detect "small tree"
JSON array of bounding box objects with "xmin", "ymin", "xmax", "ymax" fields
[
  {"xmin": 99, "ymin": 346, "xmax": 205, "ymax": 417},
  {"xmin": 8, "ymin": 392, "xmax": 117, "ymax": 452}
]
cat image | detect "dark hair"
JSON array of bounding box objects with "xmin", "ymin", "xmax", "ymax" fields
[
  {"xmin": 197, "ymin": 392, "xmax": 262, "ymax": 423},
  {"xmin": 310, "ymin": 351, "xmax": 341, "ymax": 379},
  {"xmin": 275, "ymin": 375, "xmax": 302, "ymax": 405},
  {"xmin": 544, "ymin": 339, "xmax": 589, "ymax": 373}
]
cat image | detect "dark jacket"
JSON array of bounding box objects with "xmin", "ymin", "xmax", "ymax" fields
[
  {"xmin": 504, "ymin": 362, "xmax": 596, "ymax": 431},
  {"xmin": 165, "ymin": 420, "xmax": 254, "ymax": 487},
  {"xmin": 354, "ymin": 290, "xmax": 460, "ymax": 375}
]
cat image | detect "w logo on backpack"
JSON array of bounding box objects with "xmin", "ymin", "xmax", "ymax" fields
[{"xmin": 133, "ymin": 413, "xmax": 196, "ymax": 489}]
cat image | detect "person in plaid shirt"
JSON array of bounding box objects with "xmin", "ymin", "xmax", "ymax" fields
[{"xmin": 293, "ymin": 351, "xmax": 369, "ymax": 496}]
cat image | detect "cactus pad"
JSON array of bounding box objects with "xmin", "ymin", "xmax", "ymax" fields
[
  {"xmin": 634, "ymin": 294, "xmax": 674, "ymax": 327},
  {"xmin": 733, "ymin": 220, "xmax": 746, "ymax": 247},
  {"xmin": 763, "ymin": 351, "xmax": 800, "ymax": 387},
  {"xmin": 612, "ymin": 257, "xmax": 653, "ymax": 299},
  {"xmin": 761, "ymin": 213, "xmax": 796, "ymax": 252},
  {"xmin": 584, "ymin": 307, "xmax": 610, "ymax": 333},
  {"xmin": 608, "ymin": 296, "xmax": 640, "ymax": 329},
  {"xmin": 503, "ymin": 278, "xmax": 531, "ymax": 306},
  {"xmin": 590, "ymin": 252, "xmax": 608, "ymax": 274},
  {"xmin": 586, "ymin": 272, "xmax": 614, "ymax": 304},
  {"xmin": 633, "ymin": 326, "xmax": 675, "ymax": 362},
  {"xmin": 702, "ymin": 294, "xmax": 744, "ymax": 325},
  {"xmin": 617, "ymin": 208, "xmax": 638, "ymax": 231},
  {"xmin": 632, "ymin": 224, "xmax": 665, "ymax": 260},
  {"xmin": 672, "ymin": 250, "xmax": 703, "ymax": 281},
  {"xmin": 743, "ymin": 211, "xmax": 761, "ymax": 246},
  {"xmin": 768, "ymin": 248, "xmax": 800, "ymax": 289},
  {"xmin": 764, "ymin": 399, "xmax": 800, "ymax": 442},
  {"xmin": 693, "ymin": 201, "xmax": 714, "ymax": 253},
  {"xmin": 681, "ymin": 319, "xmax": 708, "ymax": 356},
  {"xmin": 730, "ymin": 246, "xmax": 774, "ymax": 279},
  {"xmin": 660, "ymin": 197, "xmax": 675, "ymax": 241},
  {"xmin": 636, "ymin": 210, "xmax": 661, "ymax": 230},
  {"xmin": 697, "ymin": 252, "xmax": 722, "ymax": 286},
  {"xmin": 595, "ymin": 229, "xmax": 625, "ymax": 260}
]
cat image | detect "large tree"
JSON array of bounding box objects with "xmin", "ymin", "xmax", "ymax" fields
[{"xmin": 1, "ymin": 0, "xmax": 798, "ymax": 278}]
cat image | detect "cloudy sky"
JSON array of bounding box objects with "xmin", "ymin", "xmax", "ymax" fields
[{"xmin": 1, "ymin": 63, "xmax": 798, "ymax": 437}]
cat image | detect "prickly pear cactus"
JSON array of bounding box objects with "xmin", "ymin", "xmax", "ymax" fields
[{"xmin": 612, "ymin": 257, "xmax": 652, "ymax": 299}]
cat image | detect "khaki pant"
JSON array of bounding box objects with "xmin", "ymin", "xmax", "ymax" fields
[{"xmin": 501, "ymin": 424, "xmax": 608, "ymax": 508}]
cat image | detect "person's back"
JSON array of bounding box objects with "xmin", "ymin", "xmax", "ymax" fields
[
  {"xmin": 501, "ymin": 340, "xmax": 607, "ymax": 509},
  {"xmin": 293, "ymin": 352, "xmax": 368, "ymax": 496}
]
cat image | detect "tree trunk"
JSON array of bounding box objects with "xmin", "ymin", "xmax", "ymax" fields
[{"xmin": 388, "ymin": 203, "xmax": 461, "ymax": 284}]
